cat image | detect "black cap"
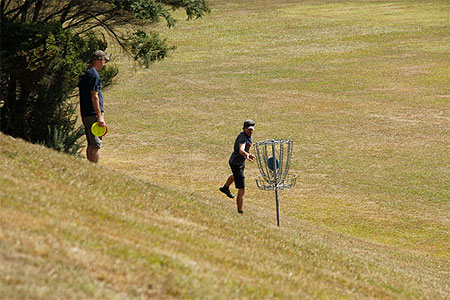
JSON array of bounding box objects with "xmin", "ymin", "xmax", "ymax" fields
[
  {"xmin": 243, "ymin": 119, "xmax": 255, "ymax": 129},
  {"xmin": 92, "ymin": 50, "xmax": 110, "ymax": 61}
]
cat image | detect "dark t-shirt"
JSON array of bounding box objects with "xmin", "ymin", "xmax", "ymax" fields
[
  {"xmin": 79, "ymin": 68, "xmax": 103, "ymax": 117},
  {"xmin": 229, "ymin": 131, "xmax": 253, "ymax": 167}
]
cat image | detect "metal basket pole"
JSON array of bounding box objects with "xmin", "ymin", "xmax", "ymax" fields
[
  {"xmin": 271, "ymin": 141, "xmax": 281, "ymax": 227},
  {"xmin": 254, "ymin": 139, "xmax": 296, "ymax": 227}
]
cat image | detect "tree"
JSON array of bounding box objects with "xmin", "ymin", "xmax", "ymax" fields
[{"xmin": 0, "ymin": 0, "xmax": 210, "ymax": 153}]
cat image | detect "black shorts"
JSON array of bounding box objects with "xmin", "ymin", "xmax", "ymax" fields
[
  {"xmin": 230, "ymin": 163, "xmax": 245, "ymax": 189},
  {"xmin": 82, "ymin": 115, "xmax": 103, "ymax": 148}
]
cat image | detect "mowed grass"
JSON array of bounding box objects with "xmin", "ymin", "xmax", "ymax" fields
[
  {"xmin": 1, "ymin": 134, "xmax": 448, "ymax": 299},
  {"xmin": 106, "ymin": 0, "xmax": 449, "ymax": 255},
  {"xmin": 1, "ymin": 0, "xmax": 449, "ymax": 299}
]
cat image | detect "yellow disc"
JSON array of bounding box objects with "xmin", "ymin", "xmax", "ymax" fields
[{"xmin": 91, "ymin": 122, "xmax": 107, "ymax": 137}]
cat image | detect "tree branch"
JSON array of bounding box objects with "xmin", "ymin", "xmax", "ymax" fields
[
  {"xmin": 20, "ymin": 0, "xmax": 33, "ymax": 22},
  {"xmin": 32, "ymin": 0, "xmax": 43, "ymax": 22},
  {"xmin": 41, "ymin": 1, "xmax": 81, "ymax": 24},
  {"xmin": 59, "ymin": 0, "xmax": 75, "ymax": 24},
  {"xmin": 4, "ymin": 2, "xmax": 24, "ymax": 20}
]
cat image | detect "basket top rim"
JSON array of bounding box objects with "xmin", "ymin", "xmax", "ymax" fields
[
  {"xmin": 255, "ymin": 173, "xmax": 297, "ymax": 178},
  {"xmin": 255, "ymin": 139, "xmax": 293, "ymax": 146}
]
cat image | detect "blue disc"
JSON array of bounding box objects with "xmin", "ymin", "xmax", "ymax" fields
[{"xmin": 267, "ymin": 157, "xmax": 280, "ymax": 171}]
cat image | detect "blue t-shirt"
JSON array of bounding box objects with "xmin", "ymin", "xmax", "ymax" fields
[
  {"xmin": 229, "ymin": 131, "xmax": 253, "ymax": 167},
  {"xmin": 79, "ymin": 68, "xmax": 103, "ymax": 117}
]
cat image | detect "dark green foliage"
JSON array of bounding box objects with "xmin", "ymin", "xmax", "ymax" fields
[
  {"xmin": 0, "ymin": 0, "xmax": 210, "ymax": 154},
  {"xmin": 45, "ymin": 112, "xmax": 85, "ymax": 156},
  {"xmin": 183, "ymin": 0, "xmax": 210, "ymax": 20},
  {"xmin": 111, "ymin": 0, "xmax": 176, "ymax": 25},
  {"xmin": 99, "ymin": 64, "xmax": 120, "ymax": 88},
  {"xmin": 0, "ymin": 20, "xmax": 101, "ymax": 154},
  {"xmin": 127, "ymin": 31, "xmax": 176, "ymax": 67}
]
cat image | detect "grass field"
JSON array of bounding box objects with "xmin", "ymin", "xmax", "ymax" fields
[{"xmin": 1, "ymin": 0, "xmax": 449, "ymax": 298}]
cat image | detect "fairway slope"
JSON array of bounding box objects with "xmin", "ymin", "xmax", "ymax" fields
[
  {"xmin": 2, "ymin": 0, "xmax": 450, "ymax": 298},
  {"xmin": 1, "ymin": 134, "xmax": 448, "ymax": 299}
]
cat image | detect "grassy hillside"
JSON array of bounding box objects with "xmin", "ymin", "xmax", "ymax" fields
[
  {"xmin": 1, "ymin": 0, "xmax": 449, "ymax": 299},
  {"xmin": 1, "ymin": 134, "xmax": 448, "ymax": 299}
]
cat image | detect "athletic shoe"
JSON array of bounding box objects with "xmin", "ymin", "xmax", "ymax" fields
[{"xmin": 220, "ymin": 186, "xmax": 234, "ymax": 198}]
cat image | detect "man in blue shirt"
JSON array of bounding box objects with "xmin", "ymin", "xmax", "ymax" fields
[
  {"xmin": 79, "ymin": 50, "xmax": 109, "ymax": 163},
  {"xmin": 220, "ymin": 120, "xmax": 256, "ymax": 214}
]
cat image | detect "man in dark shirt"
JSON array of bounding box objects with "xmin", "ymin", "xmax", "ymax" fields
[
  {"xmin": 78, "ymin": 50, "xmax": 109, "ymax": 163},
  {"xmin": 220, "ymin": 120, "xmax": 256, "ymax": 214}
]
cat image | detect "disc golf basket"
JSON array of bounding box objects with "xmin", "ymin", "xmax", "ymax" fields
[{"xmin": 254, "ymin": 139, "xmax": 296, "ymax": 226}]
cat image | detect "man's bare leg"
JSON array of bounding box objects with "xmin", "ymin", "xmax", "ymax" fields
[
  {"xmin": 87, "ymin": 146, "xmax": 100, "ymax": 164},
  {"xmin": 224, "ymin": 174, "xmax": 234, "ymax": 188},
  {"xmin": 236, "ymin": 188, "xmax": 245, "ymax": 213}
]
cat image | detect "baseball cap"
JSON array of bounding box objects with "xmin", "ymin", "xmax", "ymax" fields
[
  {"xmin": 243, "ymin": 119, "xmax": 255, "ymax": 130},
  {"xmin": 92, "ymin": 50, "xmax": 110, "ymax": 61}
]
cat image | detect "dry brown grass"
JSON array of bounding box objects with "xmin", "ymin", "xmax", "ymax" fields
[{"xmin": 1, "ymin": 0, "xmax": 449, "ymax": 298}]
